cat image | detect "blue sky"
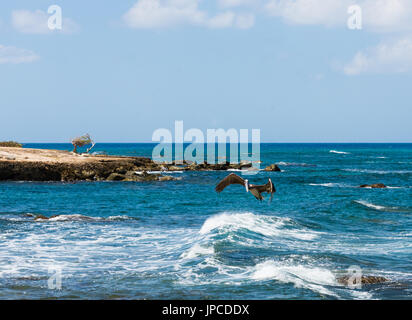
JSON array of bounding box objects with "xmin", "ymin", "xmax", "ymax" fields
[{"xmin": 1, "ymin": 0, "xmax": 412, "ymax": 142}]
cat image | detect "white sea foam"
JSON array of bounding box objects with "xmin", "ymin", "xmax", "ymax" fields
[
  {"xmin": 0, "ymin": 213, "xmax": 137, "ymax": 223},
  {"xmin": 0, "ymin": 222, "xmax": 198, "ymax": 280},
  {"xmin": 135, "ymin": 170, "xmax": 183, "ymax": 175},
  {"xmin": 47, "ymin": 214, "xmax": 98, "ymax": 222},
  {"xmin": 330, "ymin": 150, "xmax": 350, "ymax": 155},
  {"xmin": 227, "ymin": 168, "xmax": 262, "ymax": 172},
  {"xmin": 106, "ymin": 215, "xmax": 134, "ymax": 221},
  {"xmin": 277, "ymin": 162, "xmax": 316, "ymax": 167},
  {"xmin": 0, "ymin": 216, "xmax": 25, "ymax": 222},
  {"xmin": 149, "ymin": 170, "xmax": 184, "ymax": 174},
  {"xmin": 308, "ymin": 183, "xmax": 349, "ymax": 188},
  {"xmin": 343, "ymin": 168, "xmax": 412, "ymax": 174},
  {"xmin": 180, "ymin": 244, "xmax": 214, "ymax": 259},
  {"xmin": 251, "ymin": 260, "xmax": 337, "ymax": 297},
  {"xmin": 37, "ymin": 214, "xmax": 134, "ymax": 222}
]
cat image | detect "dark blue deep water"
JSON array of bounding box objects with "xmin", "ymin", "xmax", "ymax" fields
[{"xmin": 0, "ymin": 143, "xmax": 411, "ymax": 299}]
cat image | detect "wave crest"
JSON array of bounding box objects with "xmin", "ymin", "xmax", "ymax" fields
[
  {"xmin": 309, "ymin": 183, "xmax": 348, "ymax": 188},
  {"xmin": 199, "ymin": 212, "xmax": 319, "ymax": 241},
  {"xmin": 355, "ymin": 200, "xmax": 406, "ymax": 212},
  {"xmin": 330, "ymin": 150, "xmax": 350, "ymax": 155}
]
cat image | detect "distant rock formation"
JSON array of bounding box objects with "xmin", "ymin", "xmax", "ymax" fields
[
  {"xmin": 359, "ymin": 183, "xmax": 387, "ymax": 189},
  {"xmin": 264, "ymin": 164, "xmax": 281, "ymax": 172}
]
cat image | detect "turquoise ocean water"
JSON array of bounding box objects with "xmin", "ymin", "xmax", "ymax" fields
[{"xmin": 0, "ymin": 143, "xmax": 411, "ymax": 299}]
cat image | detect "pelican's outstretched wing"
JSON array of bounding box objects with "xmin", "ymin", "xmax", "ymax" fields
[
  {"xmin": 249, "ymin": 188, "xmax": 263, "ymax": 201},
  {"xmin": 215, "ymin": 173, "xmax": 246, "ymax": 193}
]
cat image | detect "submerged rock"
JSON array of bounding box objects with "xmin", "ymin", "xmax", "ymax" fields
[
  {"xmin": 110, "ymin": 171, "xmax": 180, "ymax": 182},
  {"xmin": 359, "ymin": 183, "xmax": 387, "ymax": 189},
  {"xmin": 165, "ymin": 165, "xmax": 185, "ymax": 171},
  {"xmin": 158, "ymin": 175, "xmax": 181, "ymax": 182},
  {"xmin": 337, "ymin": 275, "xmax": 388, "ymax": 286},
  {"xmin": 33, "ymin": 214, "xmax": 49, "ymax": 221},
  {"xmin": 124, "ymin": 171, "xmax": 159, "ymax": 182}
]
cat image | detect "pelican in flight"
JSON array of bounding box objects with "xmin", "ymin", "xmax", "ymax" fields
[{"xmin": 215, "ymin": 173, "xmax": 276, "ymax": 201}]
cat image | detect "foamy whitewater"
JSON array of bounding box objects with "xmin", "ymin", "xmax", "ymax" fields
[{"xmin": 0, "ymin": 143, "xmax": 411, "ymax": 299}]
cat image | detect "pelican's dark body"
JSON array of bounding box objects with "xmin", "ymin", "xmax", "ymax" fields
[{"xmin": 215, "ymin": 173, "xmax": 276, "ymax": 201}]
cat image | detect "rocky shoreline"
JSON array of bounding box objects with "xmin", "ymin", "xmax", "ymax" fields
[{"xmin": 0, "ymin": 147, "xmax": 274, "ymax": 182}]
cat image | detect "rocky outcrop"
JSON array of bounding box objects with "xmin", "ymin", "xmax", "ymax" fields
[
  {"xmin": 359, "ymin": 183, "xmax": 387, "ymax": 189},
  {"xmin": 0, "ymin": 147, "xmax": 276, "ymax": 182},
  {"xmin": 106, "ymin": 173, "xmax": 127, "ymax": 181},
  {"xmin": 0, "ymin": 141, "xmax": 22, "ymax": 148},
  {"xmin": 109, "ymin": 171, "xmax": 181, "ymax": 182},
  {"xmin": 0, "ymin": 157, "xmax": 157, "ymax": 182},
  {"xmin": 337, "ymin": 275, "xmax": 388, "ymax": 286},
  {"xmin": 264, "ymin": 164, "xmax": 281, "ymax": 172}
]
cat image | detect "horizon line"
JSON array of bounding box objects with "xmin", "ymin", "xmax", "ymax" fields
[{"xmin": 14, "ymin": 141, "xmax": 412, "ymax": 144}]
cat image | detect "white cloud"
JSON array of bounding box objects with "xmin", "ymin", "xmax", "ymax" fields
[
  {"xmin": 362, "ymin": 0, "xmax": 412, "ymax": 33},
  {"xmin": 265, "ymin": 0, "xmax": 348, "ymax": 26},
  {"xmin": 11, "ymin": 9, "xmax": 79, "ymax": 34},
  {"xmin": 207, "ymin": 12, "xmax": 235, "ymax": 28},
  {"xmin": 264, "ymin": 0, "xmax": 412, "ymax": 32},
  {"xmin": 218, "ymin": 0, "xmax": 257, "ymax": 8},
  {"xmin": 234, "ymin": 13, "xmax": 255, "ymax": 29},
  {"xmin": 123, "ymin": 0, "xmax": 205, "ymax": 28},
  {"xmin": 123, "ymin": 0, "xmax": 254, "ymax": 29},
  {"xmin": 262, "ymin": 1, "xmax": 412, "ymax": 75},
  {"xmin": 120, "ymin": 0, "xmax": 411, "ymax": 32},
  {"xmin": 0, "ymin": 45, "xmax": 39, "ymax": 64},
  {"xmin": 343, "ymin": 37, "xmax": 412, "ymax": 75}
]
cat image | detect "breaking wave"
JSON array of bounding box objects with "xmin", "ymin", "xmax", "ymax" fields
[
  {"xmin": 355, "ymin": 200, "xmax": 406, "ymax": 212},
  {"xmin": 330, "ymin": 150, "xmax": 350, "ymax": 155},
  {"xmin": 199, "ymin": 212, "xmax": 320, "ymax": 241},
  {"xmin": 178, "ymin": 213, "xmax": 375, "ymax": 299}
]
